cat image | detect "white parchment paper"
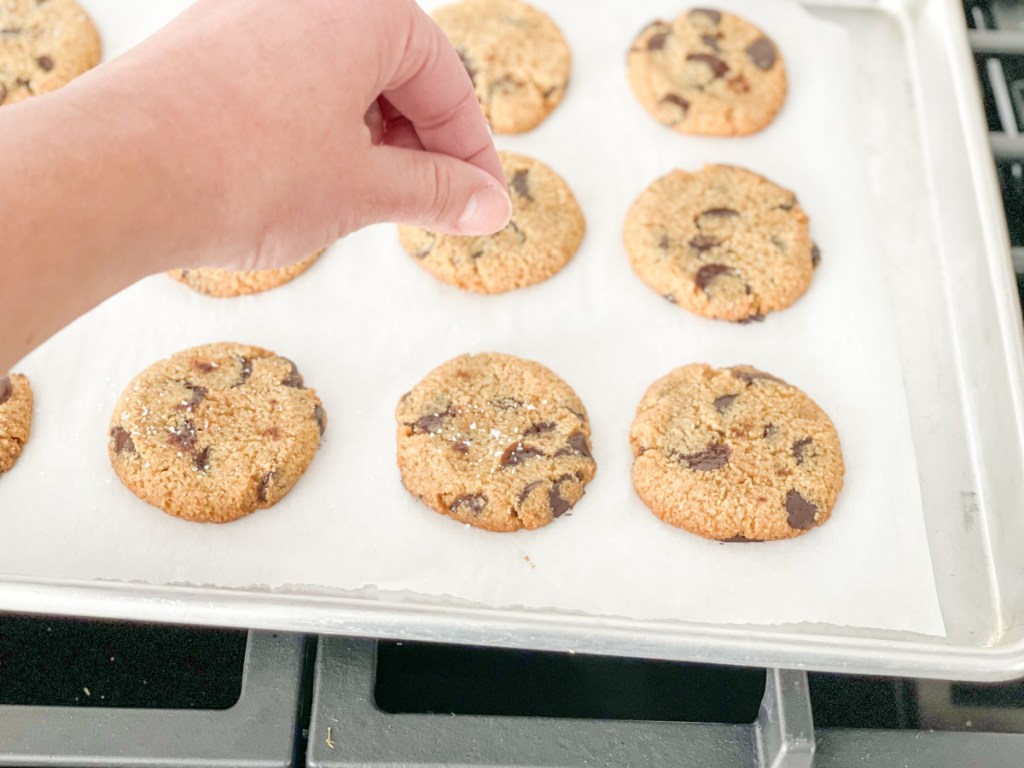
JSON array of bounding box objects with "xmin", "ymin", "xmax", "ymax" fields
[{"xmin": 1, "ymin": 0, "xmax": 946, "ymax": 635}]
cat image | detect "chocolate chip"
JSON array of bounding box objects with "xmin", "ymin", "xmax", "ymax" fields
[
  {"xmin": 785, "ymin": 490, "xmax": 818, "ymax": 529},
  {"xmin": 812, "ymin": 244, "xmax": 822, "ymax": 268},
  {"xmin": 647, "ymin": 30, "xmax": 670, "ymax": 50},
  {"xmin": 690, "ymin": 8, "xmax": 722, "ymax": 23},
  {"xmin": 737, "ymin": 314, "xmax": 765, "ymax": 325},
  {"xmin": 791, "ymin": 437, "xmax": 813, "ymax": 465},
  {"xmin": 457, "ymin": 49, "xmax": 477, "ymax": 86},
  {"xmin": 233, "ymin": 357, "xmax": 253, "ymax": 388},
  {"xmin": 414, "ymin": 240, "xmax": 434, "ymax": 260},
  {"xmin": 658, "ymin": 234, "xmax": 670, "ymax": 250},
  {"xmin": 193, "ymin": 446, "xmax": 211, "ymax": 472},
  {"xmin": 659, "ymin": 94, "xmax": 690, "ymax": 113},
  {"xmin": 490, "ymin": 397, "xmax": 523, "ymax": 410},
  {"xmin": 713, "ymin": 394, "xmax": 737, "ymax": 413},
  {"xmin": 177, "ymin": 384, "xmax": 207, "ymax": 411},
  {"xmin": 680, "ymin": 442, "xmax": 730, "ymax": 471},
  {"xmin": 763, "ymin": 423, "xmax": 777, "ymax": 439},
  {"xmin": 549, "ymin": 474, "xmax": 576, "ymax": 518},
  {"xmin": 168, "ymin": 419, "xmax": 198, "ymax": 452},
  {"xmin": 37, "ymin": 56, "xmax": 53, "ymax": 72},
  {"xmin": 701, "ymin": 33, "xmax": 722, "ymax": 51},
  {"xmin": 501, "ymin": 443, "xmax": 545, "ymax": 467},
  {"xmin": 257, "ymin": 472, "xmax": 273, "ymax": 503},
  {"xmin": 450, "ymin": 494, "xmax": 487, "ymax": 516},
  {"xmin": 280, "ymin": 359, "xmax": 304, "ymax": 388},
  {"xmin": 731, "ymin": 367, "xmax": 784, "ymax": 385},
  {"xmin": 722, "ymin": 535, "xmax": 761, "ymax": 543},
  {"xmin": 511, "ymin": 170, "xmax": 533, "ymax": 202},
  {"xmin": 313, "ymin": 405, "xmax": 327, "ymax": 436},
  {"xmin": 412, "ymin": 409, "xmax": 450, "ymax": 434},
  {"xmin": 664, "ymin": 294, "xmax": 677, "ymax": 304},
  {"xmin": 701, "ymin": 208, "xmax": 739, "ymax": 219},
  {"xmin": 450, "ymin": 441, "xmax": 469, "ymax": 455},
  {"xmin": 746, "ymin": 37, "xmax": 777, "ymax": 70},
  {"xmin": 566, "ymin": 431, "xmax": 592, "ymax": 459},
  {"xmin": 0, "ymin": 376, "xmax": 11, "ymax": 407},
  {"xmin": 110, "ymin": 427, "xmax": 136, "ymax": 456},
  {"xmin": 687, "ymin": 53, "xmax": 729, "ymax": 78},
  {"xmin": 193, "ymin": 360, "xmax": 218, "ymax": 373},
  {"xmin": 695, "ymin": 264, "xmax": 733, "ymax": 292},
  {"xmin": 518, "ymin": 481, "xmax": 543, "ymax": 507},
  {"xmin": 778, "ymin": 198, "xmax": 796, "ymax": 211},
  {"xmin": 470, "ymin": 250, "xmax": 484, "ymax": 261},
  {"xmin": 523, "ymin": 422, "xmax": 556, "ymax": 436},
  {"xmin": 689, "ymin": 234, "xmax": 719, "ymax": 251}
]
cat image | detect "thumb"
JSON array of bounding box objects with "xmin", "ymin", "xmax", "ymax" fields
[{"xmin": 366, "ymin": 145, "xmax": 512, "ymax": 236}]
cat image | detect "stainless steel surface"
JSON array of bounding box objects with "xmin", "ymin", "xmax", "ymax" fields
[
  {"xmin": 307, "ymin": 638, "xmax": 815, "ymax": 768},
  {"xmin": 0, "ymin": 631, "xmax": 305, "ymax": 768}
]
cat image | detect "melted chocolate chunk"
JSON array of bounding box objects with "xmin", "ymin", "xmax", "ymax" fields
[
  {"xmin": 511, "ymin": 170, "xmax": 533, "ymax": 202},
  {"xmin": 785, "ymin": 489, "xmax": 818, "ymax": 529},
  {"xmin": 450, "ymin": 441, "xmax": 469, "ymax": 455},
  {"xmin": 687, "ymin": 53, "xmax": 729, "ymax": 78},
  {"xmin": 737, "ymin": 314, "xmax": 765, "ymax": 325},
  {"xmin": 695, "ymin": 264, "xmax": 733, "ymax": 292},
  {"xmin": 713, "ymin": 394, "xmax": 738, "ymax": 413},
  {"xmin": 690, "ymin": 8, "xmax": 722, "ymax": 23},
  {"xmin": 701, "ymin": 207, "xmax": 739, "ymax": 219},
  {"xmin": 812, "ymin": 244, "xmax": 822, "ymax": 268},
  {"xmin": 778, "ymin": 197, "xmax": 797, "ymax": 211},
  {"xmin": 722, "ymin": 535, "xmax": 761, "ymax": 543},
  {"xmin": 731, "ymin": 367, "xmax": 784, "ymax": 385},
  {"xmin": 660, "ymin": 94, "xmax": 690, "ymax": 113},
  {"xmin": 313, "ymin": 405, "xmax": 327, "ymax": 436},
  {"xmin": 193, "ymin": 446, "xmax": 211, "ymax": 472},
  {"xmin": 412, "ymin": 409, "xmax": 450, "ymax": 434},
  {"xmin": 110, "ymin": 426, "xmax": 136, "ymax": 456},
  {"xmin": 680, "ymin": 442, "xmax": 730, "ymax": 471},
  {"xmin": 168, "ymin": 419, "xmax": 198, "ymax": 452},
  {"xmin": 257, "ymin": 472, "xmax": 273, "ymax": 503},
  {"xmin": 702, "ymin": 33, "xmax": 722, "ymax": 51},
  {"xmin": 746, "ymin": 37, "xmax": 777, "ymax": 70},
  {"xmin": 490, "ymin": 397, "xmax": 523, "ymax": 410},
  {"xmin": 450, "ymin": 494, "xmax": 487, "ymax": 516},
  {"xmin": 37, "ymin": 56, "xmax": 53, "ymax": 71},
  {"xmin": 518, "ymin": 480, "xmax": 543, "ymax": 507},
  {"xmin": 566, "ymin": 431, "xmax": 592, "ymax": 459},
  {"xmin": 523, "ymin": 422, "xmax": 556, "ymax": 436},
  {"xmin": 281, "ymin": 359, "xmax": 304, "ymax": 388},
  {"xmin": 647, "ymin": 30, "xmax": 670, "ymax": 50},
  {"xmin": 233, "ymin": 357, "xmax": 253, "ymax": 388},
  {"xmin": 658, "ymin": 234, "xmax": 670, "ymax": 250},
  {"xmin": 689, "ymin": 234, "xmax": 719, "ymax": 251},
  {"xmin": 548, "ymin": 474, "xmax": 576, "ymax": 517},
  {"xmin": 791, "ymin": 437, "xmax": 813, "ymax": 465},
  {"xmin": 178, "ymin": 384, "xmax": 207, "ymax": 411},
  {"xmin": 0, "ymin": 376, "xmax": 11, "ymax": 407},
  {"xmin": 501, "ymin": 443, "xmax": 545, "ymax": 467},
  {"xmin": 193, "ymin": 360, "xmax": 218, "ymax": 373}
]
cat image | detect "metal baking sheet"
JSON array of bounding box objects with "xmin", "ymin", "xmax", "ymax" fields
[{"xmin": 2, "ymin": 0, "xmax": 1022, "ymax": 680}]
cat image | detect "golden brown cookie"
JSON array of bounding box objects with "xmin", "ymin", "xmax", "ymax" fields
[
  {"xmin": 108, "ymin": 343, "xmax": 326, "ymax": 523},
  {"xmin": 627, "ymin": 8, "xmax": 786, "ymax": 136},
  {"xmin": 630, "ymin": 363, "xmax": 844, "ymax": 541},
  {"xmin": 167, "ymin": 250, "xmax": 324, "ymax": 298},
  {"xmin": 398, "ymin": 151, "xmax": 584, "ymax": 294},
  {"xmin": 0, "ymin": 0, "xmax": 101, "ymax": 106},
  {"xmin": 396, "ymin": 353, "xmax": 596, "ymax": 532},
  {"xmin": 0, "ymin": 374, "xmax": 33, "ymax": 474},
  {"xmin": 433, "ymin": 0, "xmax": 570, "ymax": 133},
  {"xmin": 624, "ymin": 164, "xmax": 817, "ymax": 323}
]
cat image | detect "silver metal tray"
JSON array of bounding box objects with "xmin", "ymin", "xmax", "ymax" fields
[{"xmin": 4, "ymin": 0, "xmax": 1023, "ymax": 681}]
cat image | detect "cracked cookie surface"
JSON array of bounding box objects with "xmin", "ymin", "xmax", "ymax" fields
[
  {"xmin": 0, "ymin": 0, "xmax": 100, "ymax": 106},
  {"xmin": 0, "ymin": 374, "xmax": 33, "ymax": 474},
  {"xmin": 433, "ymin": 0, "xmax": 570, "ymax": 133},
  {"xmin": 398, "ymin": 151, "xmax": 584, "ymax": 294},
  {"xmin": 630, "ymin": 363, "xmax": 844, "ymax": 541},
  {"xmin": 108, "ymin": 342, "xmax": 326, "ymax": 523},
  {"xmin": 396, "ymin": 353, "xmax": 596, "ymax": 532},
  {"xmin": 167, "ymin": 250, "xmax": 324, "ymax": 298},
  {"xmin": 627, "ymin": 8, "xmax": 786, "ymax": 136},
  {"xmin": 624, "ymin": 164, "xmax": 817, "ymax": 323}
]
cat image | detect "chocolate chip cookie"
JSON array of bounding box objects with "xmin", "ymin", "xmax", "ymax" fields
[
  {"xmin": 0, "ymin": 0, "xmax": 101, "ymax": 107},
  {"xmin": 624, "ymin": 164, "xmax": 817, "ymax": 323},
  {"xmin": 630, "ymin": 363, "xmax": 844, "ymax": 541},
  {"xmin": 398, "ymin": 151, "xmax": 585, "ymax": 293},
  {"xmin": 0, "ymin": 374, "xmax": 33, "ymax": 474},
  {"xmin": 396, "ymin": 353, "xmax": 596, "ymax": 532},
  {"xmin": 433, "ymin": 0, "xmax": 570, "ymax": 133},
  {"xmin": 108, "ymin": 343, "xmax": 326, "ymax": 523},
  {"xmin": 627, "ymin": 8, "xmax": 786, "ymax": 136},
  {"xmin": 167, "ymin": 250, "xmax": 324, "ymax": 298}
]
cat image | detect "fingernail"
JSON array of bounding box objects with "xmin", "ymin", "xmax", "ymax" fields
[{"xmin": 457, "ymin": 185, "xmax": 512, "ymax": 235}]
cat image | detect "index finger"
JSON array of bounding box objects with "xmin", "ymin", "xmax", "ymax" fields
[{"xmin": 380, "ymin": 6, "xmax": 504, "ymax": 187}]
